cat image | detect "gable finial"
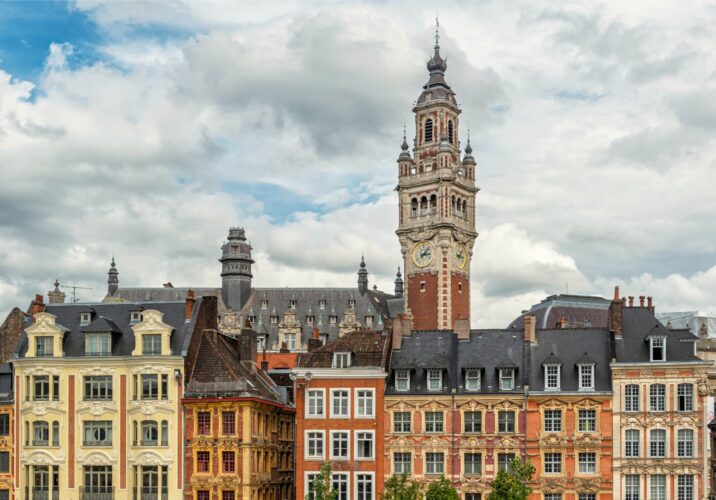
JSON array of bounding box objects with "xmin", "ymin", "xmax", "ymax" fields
[{"xmin": 435, "ymin": 17, "xmax": 440, "ymax": 49}]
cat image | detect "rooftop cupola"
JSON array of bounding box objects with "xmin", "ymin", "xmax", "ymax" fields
[
  {"xmin": 107, "ymin": 258, "xmax": 119, "ymax": 297},
  {"xmin": 398, "ymin": 125, "xmax": 412, "ymax": 162},
  {"xmin": 357, "ymin": 255, "xmax": 369, "ymax": 296},
  {"xmin": 220, "ymin": 226, "xmax": 254, "ymax": 312},
  {"xmin": 462, "ymin": 132, "xmax": 476, "ymax": 166},
  {"xmin": 394, "ymin": 267, "xmax": 404, "ymax": 297},
  {"xmin": 417, "ymin": 19, "xmax": 457, "ymax": 108}
]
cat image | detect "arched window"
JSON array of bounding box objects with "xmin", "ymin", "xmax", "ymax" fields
[
  {"xmin": 424, "ymin": 119, "xmax": 433, "ymax": 143},
  {"xmin": 451, "ymin": 195, "xmax": 456, "ymax": 214},
  {"xmin": 462, "ymin": 200, "xmax": 468, "ymax": 218},
  {"xmin": 429, "ymin": 194, "xmax": 437, "ymax": 214},
  {"xmin": 420, "ymin": 196, "xmax": 428, "ymax": 216},
  {"xmin": 411, "ymin": 198, "xmax": 418, "ymax": 218},
  {"xmin": 448, "ymin": 120, "xmax": 454, "ymax": 144}
]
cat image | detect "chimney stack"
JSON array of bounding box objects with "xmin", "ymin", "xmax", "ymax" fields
[
  {"xmin": 628, "ymin": 296, "xmax": 634, "ymax": 307},
  {"xmin": 524, "ymin": 315, "xmax": 537, "ymax": 343},
  {"xmin": 307, "ymin": 326, "xmax": 322, "ymax": 352},
  {"xmin": 454, "ymin": 318, "xmax": 470, "ymax": 340},
  {"xmin": 48, "ymin": 280, "xmax": 66, "ymax": 304},
  {"xmin": 185, "ymin": 290, "xmax": 196, "ymax": 322},
  {"xmin": 639, "ymin": 295, "xmax": 645, "ymax": 307},
  {"xmin": 647, "ymin": 296, "xmax": 653, "ymax": 312},
  {"xmin": 239, "ymin": 329, "xmax": 258, "ymax": 363},
  {"xmin": 28, "ymin": 294, "xmax": 45, "ymax": 318},
  {"xmin": 608, "ymin": 286, "xmax": 623, "ymax": 339},
  {"xmin": 391, "ymin": 313, "xmax": 414, "ymax": 350}
]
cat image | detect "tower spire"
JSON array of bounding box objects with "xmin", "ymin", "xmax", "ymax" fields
[
  {"xmin": 434, "ymin": 17, "xmax": 440, "ymax": 50},
  {"xmin": 107, "ymin": 257, "xmax": 119, "ymax": 297},
  {"xmin": 357, "ymin": 255, "xmax": 369, "ymax": 296}
]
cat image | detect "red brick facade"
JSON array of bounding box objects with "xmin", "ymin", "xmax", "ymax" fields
[
  {"xmin": 408, "ymin": 273, "xmax": 438, "ymax": 330},
  {"xmin": 450, "ymin": 272, "xmax": 470, "ymax": 324}
]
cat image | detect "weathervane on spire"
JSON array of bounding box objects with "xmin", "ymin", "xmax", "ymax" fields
[{"xmin": 434, "ymin": 17, "xmax": 440, "ymax": 49}]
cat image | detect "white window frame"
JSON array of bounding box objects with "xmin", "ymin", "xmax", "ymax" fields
[
  {"xmin": 544, "ymin": 409, "xmax": 562, "ymax": 433},
  {"xmin": 355, "ymin": 430, "xmax": 375, "ymax": 460},
  {"xmin": 463, "ymin": 411, "xmax": 482, "ymax": 433},
  {"xmin": 305, "ymin": 472, "xmax": 319, "ymax": 500},
  {"xmin": 578, "ymin": 409, "xmax": 597, "ymax": 432},
  {"xmin": 650, "ymin": 475, "xmax": 666, "ymax": 500},
  {"xmin": 499, "ymin": 368, "xmax": 514, "ymax": 391},
  {"xmin": 544, "ymin": 364, "xmax": 561, "ymax": 391},
  {"xmin": 393, "ymin": 453, "xmax": 411, "ymax": 475},
  {"xmin": 354, "ymin": 472, "xmax": 375, "ymax": 500},
  {"xmin": 677, "ymin": 474, "xmax": 694, "ymax": 500},
  {"xmin": 395, "ymin": 370, "xmax": 410, "ymax": 392},
  {"xmin": 330, "ymin": 389, "xmax": 350, "ymax": 419},
  {"xmin": 677, "ymin": 428, "xmax": 694, "ymax": 457},
  {"xmin": 425, "ymin": 452, "xmax": 444, "ymax": 475},
  {"xmin": 305, "ymin": 430, "xmax": 325, "ymax": 460},
  {"xmin": 465, "ymin": 369, "xmax": 481, "ymax": 391},
  {"xmin": 650, "ymin": 336, "xmax": 666, "ymax": 362},
  {"xmin": 427, "ymin": 369, "xmax": 442, "ymax": 391},
  {"xmin": 305, "ymin": 389, "xmax": 325, "ymax": 419},
  {"xmin": 329, "ymin": 430, "xmax": 350, "ymax": 460},
  {"xmin": 80, "ymin": 312, "xmax": 92, "ymax": 325},
  {"xmin": 625, "ymin": 429, "xmax": 640, "ymax": 458},
  {"xmin": 577, "ymin": 452, "xmax": 596, "ymax": 474},
  {"xmin": 256, "ymin": 335, "xmax": 266, "ymax": 352},
  {"xmin": 332, "ymin": 472, "xmax": 349, "ymax": 500},
  {"xmin": 333, "ymin": 352, "xmax": 351, "ymax": 368},
  {"xmin": 650, "ymin": 428, "xmax": 666, "ymax": 458},
  {"xmin": 544, "ymin": 452, "xmax": 562, "ymax": 474},
  {"xmin": 393, "ymin": 412, "xmax": 411, "ymax": 433},
  {"xmin": 285, "ymin": 333, "xmax": 296, "ymax": 350},
  {"xmin": 355, "ymin": 389, "xmax": 375, "ymax": 418},
  {"xmin": 463, "ymin": 452, "xmax": 482, "ymax": 475},
  {"xmin": 625, "ymin": 474, "xmax": 640, "ymax": 500},
  {"xmin": 650, "ymin": 384, "xmax": 666, "ymax": 412},
  {"xmin": 424, "ymin": 411, "xmax": 444, "ymax": 433},
  {"xmin": 677, "ymin": 384, "xmax": 694, "ymax": 412},
  {"xmin": 624, "ymin": 384, "xmax": 640, "ymax": 412},
  {"xmin": 578, "ymin": 364, "xmax": 595, "ymax": 391}
]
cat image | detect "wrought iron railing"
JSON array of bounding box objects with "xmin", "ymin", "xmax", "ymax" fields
[
  {"xmin": 80, "ymin": 485, "xmax": 114, "ymax": 500},
  {"xmin": 132, "ymin": 487, "xmax": 168, "ymax": 500},
  {"xmin": 25, "ymin": 488, "xmax": 60, "ymax": 500}
]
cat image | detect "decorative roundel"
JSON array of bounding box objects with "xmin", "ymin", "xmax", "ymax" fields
[
  {"xmin": 412, "ymin": 241, "xmax": 434, "ymax": 268},
  {"xmin": 454, "ymin": 242, "xmax": 467, "ymax": 269}
]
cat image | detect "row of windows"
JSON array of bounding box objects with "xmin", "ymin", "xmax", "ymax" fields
[
  {"xmin": 625, "ymin": 474, "xmax": 694, "ymax": 500},
  {"xmin": 306, "ymin": 389, "xmax": 374, "ymax": 418},
  {"xmin": 393, "ymin": 452, "xmax": 516, "ymax": 476},
  {"xmin": 305, "ymin": 430, "xmax": 375, "ymax": 460},
  {"xmin": 35, "ymin": 331, "xmax": 162, "ymax": 357},
  {"xmin": 260, "ymin": 314, "xmax": 373, "ymax": 326},
  {"xmin": 306, "ymin": 472, "xmax": 374, "ymax": 500},
  {"xmin": 25, "ymin": 374, "xmax": 172, "ymax": 402},
  {"xmin": 542, "ymin": 452, "xmax": 597, "ymax": 474},
  {"xmin": 392, "ymin": 410, "xmax": 517, "ymax": 434},
  {"xmin": 394, "ymin": 368, "xmax": 516, "ymax": 392},
  {"xmin": 259, "ymin": 298, "xmax": 355, "ymax": 310},
  {"xmin": 624, "ymin": 428, "xmax": 695, "ymax": 458},
  {"xmin": 79, "ymin": 311, "xmax": 143, "ymax": 326},
  {"xmin": 409, "ymin": 195, "xmax": 469, "ymax": 219},
  {"xmin": 625, "ymin": 383, "xmax": 694, "ymax": 412},
  {"xmin": 195, "ymin": 450, "xmax": 236, "ymax": 474},
  {"xmin": 543, "ymin": 363, "xmax": 595, "ymax": 391},
  {"xmin": 421, "ymin": 118, "xmax": 456, "ymax": 145},
  {"xmin": 543, "ymin": 409, "xmax": 597, "ymax": 432},
  {"xmin": 196, "ymin": 491, "xmax": 236, "ymax": 500}
]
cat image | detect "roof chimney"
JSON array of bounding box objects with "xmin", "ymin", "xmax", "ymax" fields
[
  {"xmin": 28, "ymin": 294, "xmax": 45, "ymax": 318},
  {"xmin": 628, "ymin": 296, "xmax": 634, "ymax": 307},
  {"xmin": 639, "ymin": 295, "xmax": 645, "ymax": 307},
  {"xmin": 613, "ymin": 286, "xmax": 620, "ymax": 301},
  {"xmin": 185, "ymin": 290, "xmax": 196, "ymax": 322},
  {"xmin": 647, "ymin": 296, "xmax": 653, "ymax": 312},
  {"xmin": 608, "ymin": 288, "xmax": 623, "ymax": 339},
  {"xmin": 524, "ymin": 314, "xmax": 536, "ymax": 344},
  {"xmin": 239, "ymin": 329, "xmax": 257, "ymax": 363},
  {"xmin": 454, "ymin": 318, "xmax": 470, "ymax": 340},
  {"xmin": 557, "ymin": 315, "xmax": 567, "ymax": 329}
]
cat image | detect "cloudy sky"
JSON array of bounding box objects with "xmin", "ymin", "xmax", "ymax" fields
[{"xmin": 1, "ymin": 1, "xmax": 715, "ymax": 327}]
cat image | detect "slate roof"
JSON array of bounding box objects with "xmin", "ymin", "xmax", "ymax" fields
[
  {"xmin": 295, "ymin": 330, "xmax": 391, "ymax": 369},
  {"xmin": 387, "ymin": 330, "xmax": 526, "ymax": 395},
  {"xmin": 16, "ymin": 300, "xmax": 202, "ymax": 358},
  {"xmin": 508, "ymin": 294, "xmax": 610, "ymax": 330},
  {"xmin": 615, "ymin": 307, "xmax": 701, "ymax": 364},
  {"xmin": 528, "ymin": 328, "xmax": 612, "ymax": 393},
  {"xmin": 184, "ymin": 330, "xmax": 285, "ymax": 403}
]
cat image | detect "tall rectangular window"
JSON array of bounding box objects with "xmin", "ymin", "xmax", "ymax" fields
[
  {"xmin": 196, "ymin": 451, "xmax": 210, "ymax": 473},
  {"xmin": 464, "ymin": 412, "xmax": 482, "ymax": 433},
  {"xmin": 306, "ymin": 431, "xmax": 324, "ymax": 459},
  {"xmin": 393, "ymin": 453, "xmax": 411, "ymax": 475},
  {"xmin": 497, "ymin": 453, "xmax": 515, "ymax": 472},
  {"xmin": 222, "ymin": 451, "xmax": 235, "ymax": 473},
  {"xmin": 578, "ymin": 452, "xmax": 596, "ymax": 474},
  {"xmin": 578, "ymin": 409, "xmax": 596, "ymax": 432},
  {"xmin": 427, "ymin": 369, "xmax": 442, "ymax": 391},
  {"xmin": 34, "ymin": 376, "xmax": 50, "ymax": 401},
  {"xmin": 142, "ymin": 334, "xmax": 162, "ymax": 355},
  {"xmin": 393, "ymin": 412, "xmax": 411, "ymax": 433},
  {"xmin": 356, "ymin": 431, "xmax": 374, "ymax": 459},
  {"xmin": 464, "ymin": 453, "xmax": 481, "ymax": 475},
  {"xmin": 0, "ymin": 415, "xmax": 8, "ymax": 436},
  {"xmin": 650, "ymin": 384, "xmax": 666, "ymax": 412},
  {"xmin": 578, "ymin": 364, "xmax": 594, "ymax": 390},
  {"xmin": 85, "ymin": 333, "xmax": 111, "ymax": 356},
  {"xmin": 332, "ymin": 473, "xmax": 348, "ymax": 500},
  {"xmin": 465, "ymin": 369, "xmax": 480, "ymax": 391},
  {"xmin": 0, "ymin": 453, "xmax": 8, "ymax": 474},
  {"xmin": 678, "ymin": 384, "xmax": 693, "ymax": 412},
  {"xmin": 330, "ymin": 431, "xmax": 348, "ymax": 460},
  {"xmin": 650, "ymin": 475, "xmax": 666, "ymax": 500},
  {"xmin": 425, "ymin": 412, "xmax": 444, "ymax": 433},
  {"xmin": 544, "ymin": 365, "xmax": 560, "ymax": 390},
  {"xmin": 678, "ymin": 429, "xmax": 694, "ymax": 457},
  {"xmin": 625, "ymin": 384, "xmax": 640, "ymax": 412},
  {"xmin": 332, "ymin": 353, "xmax": 350, "ymax": 368},
  {"xmin": 499, "ymin": 368, "xmax": 514, "ymax": 391},
  {"xmin": 356, "ymin": 474, "xmax": 373, "ymax": 500},
  {"xmin": 197, "ymin": 411, "xmax": 211, "ymax": 435},
  {"xmin": 677, "ymin": 475, "xmax": 693, "ymax": 500},
  {"xmin": 306, "ymin": 390, "xmax": 324, "ymax": 417},
  {"xmin": 356, "ymin": 390, "xmax": 374, "ymax": 417},
  {"xmin": 498, "ymin": 411, "xmax": 515, "ymax": 433},
  {"xmin": 650, "ymin": 429, "xmax": 666, "ymax": 458},
  {"xmin": 425, "ymin": 452, "xmax": 444, "ymax": 475},
  {"xmin": 625, "ymin": 475, "xmax": 640, "ymax": 500},
  {"xmin": 395, "ymin": 370, "xmax": 410, "ymax": 392},
  {"xmin": 544, "ymin": 409, "xmax": 562, "ymax": 432},
  {"xmin": 650, "ymin": 337, "xmax": 665, "ymax": 361},
  {"xmin": 625, "ymin": 429, "xmax": 640, "ymax": 457},
  {"xmin": 35, "ymin": 336, "xmax": 53, "ymax": 357},
  {"xmin": 141, "ymin": 374, "xmax": 158, "ymax": 400},
  {"xmin": 83, "ymin": 465, "xmax": 112, "ymax": 495},
  {"xmin": 544, "ymin": 453, "xmax": 562, "ymax": 474},
  {"xmin": 331, "ymin": 390, "xmax": 349, "ymax": 418},
  {"xmin": 222, "ymin": 412, "xmax": 235, "ymax": 435}
]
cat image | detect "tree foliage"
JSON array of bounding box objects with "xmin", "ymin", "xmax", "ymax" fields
[
  {"xmin": 488, "ymin": 458, "xmax": 535, "ymax": 500},
  {"xmin": 425, "ymin": 476, "xmax": 459, "ymax": 500},
  {"xmin": 381, "ymin": 473, "xmax": 423, "ymax": 500},
  {"xmin": 307, "ymin": 462, "xmax": 339, "ymax": 500}
]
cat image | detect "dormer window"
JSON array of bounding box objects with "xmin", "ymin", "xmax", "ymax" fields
[
  {"xmin": 333, "ymin": 352, "xmax": 351, "ymax": 369},
  {"xmin": 544, "ymin": 364, "xmax": 561, "ymax": 391},
  {"xmin": 130, "ymin": 312, "xmax": 142, "ymax": 324},
  {"xmin": 319, "ymin": 333, "xmax": 329, "ymax": 345},
  {"xmin": 578, "ymin": 364, "xmax": 595, "ymax": 391},
  {"xmin": 257, "ymin": 335, "xmax": 266, "ymax": 352},
  {"xmin": 329, "ymin": 315, "xmax": 338, "ymax": 325},
  {"xmin": 365, "ymin": 316, "xmax": 373, "ymax": 326},
  {"xmin": 284, "ymin": 333, "xmax": 296, "ymax": 350},
  {"xmin": 247, "ymin": 316, "xmax": 256, "ymax": 325},
  {"xmin": 319, "ymin": 300, "xmax": 326, "ymax": 310},
  {"xmin": 85, "ymin": 333, "xmax": 111, "ymax": 356},
  {"xmin": 348, "ymin": 300, "xmax": 355, "ymax": 308},
  {"xmin": 260, "ymin": 300, "xmax": 268, "ymax": 309},
  {"xmin": 36, "ymin": 336, "xmax": 54, "ymax": 357},
  {"xmin": 142, "ymin": 334, "xmax": 162, "ymax": 356},
  {"xmin": 427, "ymin": 369, "xmax": 442, "ymax": 391},
  {"xmin": 270, "ymin": 316, "xmax": 279, "ymax": 324},
  {"xmin": 80, "ymin": 312, "xmax": 92, "ymax": 326},
  {"xmin": 499, "ymin": 368, "xmax": 515, "ymax": 391},
  {"xmin": 465, "ymin": 369, "xmax": 481, "ymax": 391},
  {"xmin": 306, "ymin": 316, "xmax": 315, "ymax": 325},
  {"xmin": 395, "ymin": 369, "xmax": 410, "ymax": 392},
  {"xmin": 289, "ymin": 300, "xmax": 297, "ymax": 309},
  {"xmin": 650, "ymin": 336, "xmax": 666, "ymax": 362}
]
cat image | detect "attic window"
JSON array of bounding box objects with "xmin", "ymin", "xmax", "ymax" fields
[
  {"xmin": 427, "ymin": 369, "xmax": 442, "ymax": 391},
  {"xmin": 256, "ymin": 335, "xmax": 266, "ymax": 352},
  {"xmin": 395, "ymin": 369, "xmax": 410, "ymax": 392},
  {"xmin": 544, "ymin": 364, "xmax": 560, "ymax": 391},
  {"xmin": 306, "ymin": 316, "xmax": 314, "ymax": 325},
  {"xmin": 499, "ymin": 368, "xmax": 515, "ymax": 391},
  {"xmin": 329, "ymin": 316, "xmax": 338, "ymax": 325},
  {"xmin": 247, "ymin": 316, "xmax": 256, "ymax": 325},
  {"xmin": 465, "ymin": 369, "xmax": 480, "ymax": 391},
  {"xmin": 270, "ymin": 316, "xmax": 279, "ymax": 324},
  {"xmin": 333, "ymin": 353, "xmax": 351, "ymax": 369},
  {"xmin": 319, "ymin": 333, "xmax": 329, "ymax": 345},
  {"xmin": 365, "ymin": 316, "xmax": 374, "ymax": 326},
  {"xmin": 80, "ymin": 312, "xmax": 91, "ymax": 326},
  {"xmin": 319, "ymin": 300, "xmax": 326, "ymax": 310},
  {"xmin": 130, "ymin": 312, "xmax": 142, "ymax": 323},
  {"xmin": 348, "ymin": 300, "xmax": 355, "ymax": 308},
  {"xmin": 578, "ymin": 364, "xmax": 595, "ymax": 391},
  {"xmin": 260, "ymin": 300, "xmax": 268, "ymax": 309},
  {"xmin": 289, "ymin": 300, "xmax": 296, "ymax": 309},
  {"xmin": 650, "ymin": 336, "xmax": 666, "ymax": 362}
]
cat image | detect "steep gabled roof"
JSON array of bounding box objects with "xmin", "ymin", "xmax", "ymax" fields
[{"xmin": 296, "ymin": 330, "xmax": 390, "ymax": 369}]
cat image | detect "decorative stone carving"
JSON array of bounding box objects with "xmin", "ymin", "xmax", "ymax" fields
[
  {"xmin": 538, "ymin": 433, "xmax": 569, "ymax": 448},
  {"xmin": 540, "ymin": 477, "xmax": 567, "ymax": 493},
  {"xmin": 77, "ymin": 401, "xmax": 118, "ymax": 416},
  {"xmin": 574, "ymin": 477, "xmax": 601, "ymax": 493},
  {"xmin": 128, "ymin": 400, "xmax": 173, "ymax": 415},
  {"xmin": 24, "ymin": 366, "xmax": 62, "ymax": 376},
  {"xmin": 20, "ymin": 401, "xmax": 64, "ymax": 416},
  {"xmin": 573, "ymin": 433, "xmax": 601, "ymax": 448},
  {"xmin": 79, "ymin": 366, "xmax": 116, "ymax": 376},
  {"xmin": 129, "ymin": 450, "xmax": 174, "ymax": 466},
  {"xmin": 77, "ymin": 451, "xmax": 117, "ymax": 465},
  {"xmin": 23, "ymin": 450, "xmax": 65, "ymax": 466},
  {"xmin": 406, "ymin": 229, "xmax": 438, "ymax": 243},
  {"xmin": 130, "ymin": 365, "xmax": 171, "ymax": 374}
]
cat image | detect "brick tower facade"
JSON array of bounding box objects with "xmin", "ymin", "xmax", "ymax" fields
[{"xmin": 396, "ymin": 26, "xmax": 478, "ymax": 330}]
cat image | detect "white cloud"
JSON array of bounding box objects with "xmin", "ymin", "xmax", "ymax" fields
[{"xmin": 1, "ymin": 2, "xmax": 715, "ymax": 329}]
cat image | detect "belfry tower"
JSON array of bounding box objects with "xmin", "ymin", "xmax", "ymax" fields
[{"xmin": 396, "ymin": 24, "xmax": 478, "ymax": 330}]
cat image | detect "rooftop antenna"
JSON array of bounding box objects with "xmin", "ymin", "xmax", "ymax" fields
[{"xmin": 61, "ymin": 284, "xmax": 93, "ymax": 303}]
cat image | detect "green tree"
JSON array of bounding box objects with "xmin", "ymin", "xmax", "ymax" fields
[
  {"xmin": 381, "ymin": 473, "xmax": 423, "ymax": 500},
  {"xmin": 488, "ymin": 458, "xmax": 535, "ymax": 500},
  {"xmin": 306, "ymin": 462, "xmax": 339, "ymax": 500},
  {"xmin": 425, "ymin": 476, "xmax": 459, "ymax": 500}
]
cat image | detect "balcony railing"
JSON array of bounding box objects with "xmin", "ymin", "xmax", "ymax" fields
[
  {"xmin": 132, "ymin": 487, "xmax": 168, "ymax": 500},
  {"xmin": 83, "ymin": 440, "xmax": 113, "ymax": 447},
  {"xmin": 81, "ymin": 486, "xmax": 114, "ymax": 500}
]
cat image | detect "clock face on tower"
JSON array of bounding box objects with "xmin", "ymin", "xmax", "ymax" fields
[
  {"xmin": 412, "ymin": 241, "xmax": 434, "ymax": 268},
  {"xmin": 454, "ymin": 242, "xmax": 467, "ymax": 269}
]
